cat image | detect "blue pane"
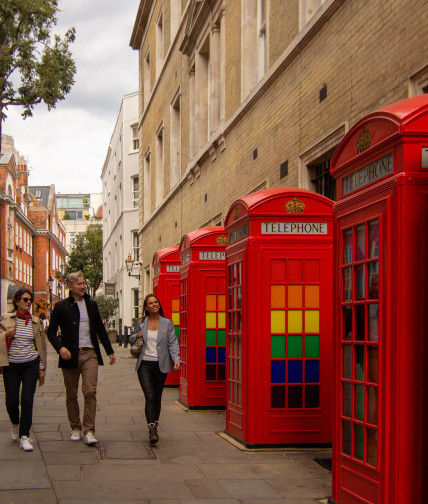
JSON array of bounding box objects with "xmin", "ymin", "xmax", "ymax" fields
[
  {"xmin": 218, "ymin": 347, "xmax": 226, "ymax": 363},
  {"xmin": 305, "ymin": 360, "xmax": 319, "ymax": 383},
  {"xmin": 206, "ymin": 347, "xmax": 217, "ymax": 363},
  {"xmin": 271, "ymin": 361, "xmax": 286, "ymax": 384},
  {"xmin": 288, "ymin": 361, "xmax": 302, "ymax": 383}
]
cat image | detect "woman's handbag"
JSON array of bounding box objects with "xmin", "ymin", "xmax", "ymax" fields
[{"xmin": 130, "ymin": 337, "xmax": 143, "ymax": 358}]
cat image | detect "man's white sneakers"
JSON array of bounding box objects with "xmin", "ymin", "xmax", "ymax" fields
[
  {"xmin": 10, "ymin": 424, "xmax": 19, "ymax": 441},
  {"xmin": 19, "ymin": 436, "xmax": 33, "ymax": 451},
  {"xmin": 70, "ymin": 429, "xmax": 81, "ymax": 442},
  {"xmin": 84, "ymin": 432, "xmax": 97, "ymax": 445}
]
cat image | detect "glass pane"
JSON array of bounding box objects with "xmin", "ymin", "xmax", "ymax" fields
[
  {"xmin": 288, "ymin": 361, "xmax": 303, "ymax": 383},
  {"xmin": 218, "ymin": 364, "xmax": 226, "ymax": 380},
  {"xmin": 343, "ymin": 229, "xmax": 353, "ymax": 264},
  {"xmin": 343, "ymin": 382, "xmax": 352, "ymax": 418},
  {"xmin": 367, "ymin": 346, "xmax": 379, "ymax": 384},
  {"xmin": 355, "ymin": 384, "xmax": 365, "ymax": 421},
  {"xmin": 237, "ymin": 287, "xmax": 242, "ymax": 309},
  {"xmin": 368, "ymin": 304, "xmax": 379, "ymax": 342},
  {"xmin": 271, "ymin": 335, "xmax": 286, "ymax": 358},
  {"xmin": 355, "ymin": 305, "xmax": 365, "ymax": 341},
  {"xmin": 305, "ymin": 385, "xmax": 319, "ymax": 408},
  {"xmin": 271, "ymin": 385, "xmax": 285, "ymax": 408},
  {"xmin": 355, "ymin": 224, "xmax": 365, "ymax": 261},
  {"xmin": 343, "ymin": 306, "xmax": 352, "ymax": 341},
  {"xmin": 354, "ymin": 424, "xmax": 364, "ymax": 461},
  {"xmin": 367, "ymin": 428, "xmax": 378, "ymax": 467},
  {"xmin": 305, "ymin": 360, "xmax": 319, "ymax": 383},
  {"xmin": 367, "ymin": 386, "xmax": 378, "ymax": 426},
  {"xmin": 368, "ymin": 262, "xmax": 379, "ymax": 299},
  {"xmin": 237, "ymin": 311, "xmax": 242, "ymax": 332},
  {"xmin": 343, "ymin": 267, "xmax": 352, "ymax": 302},
  {"xmin": 271, "ymin": 361, "xmax": 286, "ymax": 383},
  {"xmin": 355, "ymin": 346, "xmax": 365, "ymax": 381},
  {"xmin": 237, "ymin": 262, "xmax": 241, "ymax": 284},
  {"xmin": 288, "ymin": 335, "xmax": 302, "ymax": 358},
  {"xmin": 342, "ymin": 420, "xmax": 352, "ymax": 456},
  {"xmin": 288, "ymin": 385, "xmax": 302, "ymax": 408},
  {"xmin": 368, "ymin": 220, "xmax": 379, "ymax": 259},
  {"xmin": 233, "ymin": 263, "xmax": 237, "ymax": 284},
  {"xmin": 305, "ymin": 335, "xmax": 319, "ymax": 358},
  {"xmin": 355, "ymin": 264, "xmax": 365, "ymax": 300},
  {"xmin": 343, "ymin": 345, "xmax": 352, "ymax": 379}
]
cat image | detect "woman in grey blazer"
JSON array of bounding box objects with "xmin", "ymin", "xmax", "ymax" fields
[{"xmin": 129, "ymin": 293, "xmax": 180, "ymax": 444}]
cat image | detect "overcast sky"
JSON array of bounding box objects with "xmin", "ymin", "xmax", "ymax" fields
[{"xmin": 4, "ymin": 0, "xmax": 140, "ymax": 194}]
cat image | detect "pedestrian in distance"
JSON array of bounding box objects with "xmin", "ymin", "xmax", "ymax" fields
[
  {"xmin": 47, "ymin": 271, "xmax": 116, "ymax": 445},
  {"xmin": 38, "ymin": 312, "xmax": 49, "ymax": 332},
  {"xmin": 129, "ymin": 293, "xmax": 180, "ymax": 445},
  {"xmin": 0, "ymin": 288, "xmax": 47, "ymax": 452}
]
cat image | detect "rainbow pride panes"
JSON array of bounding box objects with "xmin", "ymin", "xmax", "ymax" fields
[
  {"xmin": 270, "ymin": 260, "xmax": 320, "ymax": 409},
  {"xmin": 205, "ymin": 294, "xmax": 226, "ymax": 381},
  {"xmin": 171, "ymin": 298, "xmax": 180, "ymax": 338}
]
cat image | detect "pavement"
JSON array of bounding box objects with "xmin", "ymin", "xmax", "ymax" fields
[{"xmin": 0, "ymin": 343, "xmax": 332, "ymax": 504}]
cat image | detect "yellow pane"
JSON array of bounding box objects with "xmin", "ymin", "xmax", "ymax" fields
[
  {"xmin": 206, "ymin": 295, "xmax": 216, "ymax": 311},
  {"xmin": 171, "ymin": 298, "xmax": 180, "ymax": 312},
  {"xmin": 218, "ymin": 295, "xmax": 226, "ymax": 311},
  {"xmin": 271, "ymin": 311, "xmax": 286, "ymax": 333},
  {"xmin": 218, "ymin": 312, "xmax": 226, "ymax": 329},
  {"xmin": 171, "ymin": 312, "xmax": 180, "ymax": 326},
  {"xmin": 305, "ymin": 310, "xmax": 320, "ymax": 333},
  {"xmin": 288, "ymin": 285, "xmax": 302, "ymax": 308},
  {"xmin": 288, "ymin": 310, "xmax": 302, "ymax": 333},
  {"xmin": 271, "ymin": 285, "xmax": 285, "ymax": 308},
  {"xmin": 305, "ymin": 286, "xmax": 319, "ymax": 308},
  {"xmin": 206, "ymin": 312, "xmax": 217, "ymax": 328}
]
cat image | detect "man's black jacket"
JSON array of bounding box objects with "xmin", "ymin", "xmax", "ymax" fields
[{"xmin": 47, "ymin": 292, "xmax": 114, "ymax": 369}]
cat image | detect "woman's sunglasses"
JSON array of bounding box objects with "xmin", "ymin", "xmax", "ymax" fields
[{"xmin": 21, "ymin": 297, "xmax": 33, "ymax": 303}]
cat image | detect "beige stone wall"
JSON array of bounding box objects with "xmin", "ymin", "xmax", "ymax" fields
[{"xmin": 134, "ymin": 0, "xmax": 428, "ymax": 295}]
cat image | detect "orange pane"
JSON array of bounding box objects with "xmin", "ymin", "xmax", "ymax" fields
[
  {"xmin": 271, "ymin": 285, "xmax": 285, "ymax": 308},
  {"xmin": 305, "ymin": 285, "xmax": 319, "ymax": 308},
  {"xmin": 288, "ymin": 285, "xmax": 302, "ymax": 308},
  {"xmin": 171, "ymin": 299, "xmax": 180, "ymax": 312},
  {"xmin": 218, "ymin": 295, "xmax": 226, "ymax": 311},
  {"xmin": 206, "ymin": 294, "xmax": 216, "ymax": 311}
]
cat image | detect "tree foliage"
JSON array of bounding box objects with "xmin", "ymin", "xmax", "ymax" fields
[
  {"xmin": 59, "ymin": 224, "xmax": 103, "ymax": 297},
  {"xmin": 0, "ymin": 0, "xmax": 76, "ymax": 147},
  {"xmin": 93, "ymin": 295, "xmax": 118, "ymax": 324}
]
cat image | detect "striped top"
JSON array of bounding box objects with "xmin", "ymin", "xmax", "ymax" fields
[{"xmin": 8, "ymin": 319, "xmax": 44, "ymax": 369}]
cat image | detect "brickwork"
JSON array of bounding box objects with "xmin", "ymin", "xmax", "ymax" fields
[{"xmin": 132, "ymin": 0, "xmax": 428, "ymax": 294}]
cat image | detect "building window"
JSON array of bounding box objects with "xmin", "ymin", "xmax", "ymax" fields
[
  {"xmin": 156, "ymin": 10, "xmax": 164, "ymax": 79},
  {"xmin": 133, "ymin": 231, "xmax": 139, "ymax": 262},
  {"xmin": 156, "ymin": 124, "xmax": 164, "ymax": 207},
  {"xmin": 170, "ymin": 90, "xmax": 181, "ymax": 188},
  {"xmin": 131, "ymin": 124, "xmax": 139, "ymax": 150},
  {"xmin": 308, "ymin": 158, "xmax": 336, "ymax": 201},
  {"xmin": 144, "ymin": 149, "xmax": 151, "ymax": 220},
  {"xmin": 409, "ymin": 64, "xmax": 428, "ymax": 96},
  {"xmin": 132, "ymin": 289, "xmax": 139, "ymax": 320},
  {"xmin": 299, "ymin": 0, "xmax": 325, "ymax": 30},
  {"xmin": 196, "ymin": 36, "xmax": 209, "ymax": 149},
  {"xmin": 257, "ymin": 0, "xmax": 267, "ymax": 80},
  {"xmin": 69, "ymin": 232, "xmax": 76, "ymax": 245},
  {"xmin": 132, "ymin": 176, "xmax": 139, "ymax": 208},
  {"xmin": 144, "ymin": 47, "xmax": 151, "ymax": 108},
  {"xmin": 170, "ymin": 0, "xmax": 181, "ymax": 40}
]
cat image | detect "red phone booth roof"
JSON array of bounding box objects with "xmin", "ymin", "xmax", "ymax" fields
[
  {"xmin": 179, "ymin": 226, "xmax": 228, "ymax": 253},
  {"xmin": 331, "ymin": 94, "xmax": 428, "ymax": 174},
  {"xmin": 152, "ymin": 246, "xmax": 180, "ymax": 267},
  {"xmin": 225, "ymin": 188, "xmax": 334, "ymax": 227}
]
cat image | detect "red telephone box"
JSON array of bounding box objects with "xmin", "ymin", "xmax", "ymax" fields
[
  {"xmin": 178, "ymin": 227, "xmax": 228, "ymax": 408},
  {"xmin": 330, "ymin": 95, "xmax": 428, "ymax": 504},
  {"xmin": 224, "ymin": 188, "xmax": 334, "ymax": 445},
  {"xmin": 152, "ymin": 246, "xmax": 181, "ymax": 386}
]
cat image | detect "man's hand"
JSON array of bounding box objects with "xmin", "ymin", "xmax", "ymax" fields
[
  {"xmin": 108, "ymin": 354, "xmax": 116, "ymax": 365},
  {"xmin": 59, "ymin": 347, "xmax": 71, "ymax": 360},
  {"xmin": 174, "ymin": 362, "xmax": 180, "ymax": 371}
]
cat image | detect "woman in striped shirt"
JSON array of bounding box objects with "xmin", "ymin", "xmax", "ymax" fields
[{"xmin": 0, "ymin": 288, "xmax": 47, "ymax": 451}]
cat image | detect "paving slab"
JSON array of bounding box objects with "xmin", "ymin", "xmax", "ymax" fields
[
  {"xmin": 0, "ymin": 488, "xmax": 58, "ymax": 503},
  {"xmin": 0, "ymin": 460, "xmax": 51, "ymax": 490}
]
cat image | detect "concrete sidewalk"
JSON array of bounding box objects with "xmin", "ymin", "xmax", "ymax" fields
[{"xmin": 0, "ymin": 343, "xmax": 332, "ymax": 503}]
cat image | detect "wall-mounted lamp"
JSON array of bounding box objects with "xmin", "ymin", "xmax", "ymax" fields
[{"xmin": 125, "ymin": 253, "xmax": 140, "ymax": 280}]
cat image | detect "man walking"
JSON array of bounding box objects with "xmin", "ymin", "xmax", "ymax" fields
[{"xmin": 47, "ymin": 271, "xmax": 116, "ymax": 445}]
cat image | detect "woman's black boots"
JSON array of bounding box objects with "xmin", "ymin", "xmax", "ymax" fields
[{"xmin": 148, "ymin": 422, "xmax": 159, "ymax": 444}]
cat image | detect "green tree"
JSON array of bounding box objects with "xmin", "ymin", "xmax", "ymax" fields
[
  {"xmin": 93, "ymin": 295, "xmax": 118, "ymax": 326},
  {"xmin": 61, "ymin": 225, "xmax": 103, "ymax": 297},
  {"xmin": 0, "ymin": 0, "xmax": 76, "ymax": 148}
]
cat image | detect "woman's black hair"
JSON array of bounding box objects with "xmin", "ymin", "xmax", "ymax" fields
[
  {"xmin": 39, "ymin": 312, "xmax": 46, "ymax": 320},
  {"xmin": 12, "ymin": 288, "xmax": 33, "ymax": 311},
  {"xmin": 142, "ymin": 293, "xmax": 164, "ymax": 321}
]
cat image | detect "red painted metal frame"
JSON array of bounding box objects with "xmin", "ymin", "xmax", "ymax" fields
[{"xmin": 330, "ymin": 95, "xmax": 428, "ymax": 504}]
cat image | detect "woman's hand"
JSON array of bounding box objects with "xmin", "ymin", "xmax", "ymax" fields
[
  {"xmin": 59, "ymin": 346, "xmax": 71, "ymax": 360},
  {"xmin": 173, "ymin": 362, "xmax": 180, "ymax": 371},
  {"xmin": 5, "ymin": 328, "xmax": 15, "ymax": 339},
  {"xmin": 136, "ymin": 331, "xmax": 143, "ymax": 339},
  {"xmin": 39, "ymin": 369, "xmax": 46, "ymax": 379}
]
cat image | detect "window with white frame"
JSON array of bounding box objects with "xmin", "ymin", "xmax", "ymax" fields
[
  {"xmin": 156, "ymin": 124, "xmax": 164, "ymax": 207},
  {"xmin": 170, "ymin": 90, "xmax": 181, "ymax": 188},
  {"xmin": 69, "ymin": 232, "xmax": 76, "ymax": 245},
  {"xmin": 131, "ymin": 124, "xmax": 139, "ymax": 150},
  {"xmin": 144, "ymin": 47, "xmax": 151, "ymax": 108},
  {"xmin": 409, "ymin": 64, "xmax": 428, "ymax": 96},
  {"xmin": 257, "ymin": 0, "xmax": 267, "ymax": 80},
  {"xmin": 132, "ymin": 176, "xmax": 139, "ymax": 208},
  {"xmin": 144, "ymin": 149, "xmax": 151, "ymax": 220},
  {"xmin": 133, "ymin": 231, "xmax": 139, "ymax": 262},
  {"xmin": 156, "ymin": 10, "xmax": 164, "ymax": 79},
  {"xmin": 299, "ymin": 0, "xmax": 325, "ymax": 30},
  {"xmin": 170, "ymin": 0, "xmax": 181, "ymax": 41},
  {"xmin": 196, "ymin": 36, "xmax": 209, "ymax": 149}
]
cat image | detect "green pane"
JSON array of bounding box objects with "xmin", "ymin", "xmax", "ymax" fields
[
  {"xmin": 355, "ymin": 384, "xmax": 365, "ymax": 421},
  {"xmin": 218, "ymin": 329, "xmax": 226, "ymax": 346},
  {"xmin": 305, "ymin": 335, "xmax": 319, "ymax": 358},
  {"xmin": 354, "ymin": 423, "xmax": 364, "ymax": 461},
  {"xmin": 271, "ymin": 335, "xmax": 285, "ymax": 358},
  {"xmin": 174, "ymin": 326, "xmax": 180, "ymax": 338},
  {"xmin": 206, "ymin": 329, "xmax": 217, "ymax": 346},
  {"xmin": 288, "ymin": 335, "xmax": 302, "ymax": 358}
]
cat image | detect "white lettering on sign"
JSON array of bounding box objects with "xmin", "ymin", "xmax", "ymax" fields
[
  {"xmin": 181, "ymin": 253, "xmax": 191, "ymax": 265},
  {"xmin": 199, "ymin": 251, "xmax": 226, "ymax": 260},
  {"xmin": 342, "ymin": 153, "xmax": 393, "ymax": 195},
  {"xmin": 261, "ymin": 222, "xmax": 328, "ymax": 235},
  {"xmin": 166, "ymin": 265, "xmax": 180, "ymax": 272}
]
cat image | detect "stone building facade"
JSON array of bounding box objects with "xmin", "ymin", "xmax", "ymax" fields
[{"xmin": 130, "ymin": 0, "xmax": 428, "ymax": 295}]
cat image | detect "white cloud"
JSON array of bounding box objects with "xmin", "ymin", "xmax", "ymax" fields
[{"xmin": 3, "ymin": 0, "xmax": 140, "ymax": 194}]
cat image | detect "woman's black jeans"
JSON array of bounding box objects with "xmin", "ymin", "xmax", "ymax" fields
[
  {"xmin": 2, "ymin": 357, "xmax": 40, "ymax": 438},
  {"xmin": 137, "ymin": 360, "xmax": 167, "ymax": 424}
]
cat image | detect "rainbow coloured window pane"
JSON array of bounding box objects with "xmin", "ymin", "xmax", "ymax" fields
[
  {"xmin": 171, "ymin": 298, "xmax": 180, "ymax": 338},
  {"xmin": 205, "ymin": 294, "xmax": 226, "ymax": 381}
]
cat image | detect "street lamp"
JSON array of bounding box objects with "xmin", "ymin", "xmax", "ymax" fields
[
  {"xmin": 57, "ymin": 281, "xmax": 62, "ymax": 299},
  {"xmin": 48, "ymin": 274, "xmax": 54, "ymax": 316},
  {"xmin": 125, "ymin": 253, "xmax": 140, "ymax": 280}
]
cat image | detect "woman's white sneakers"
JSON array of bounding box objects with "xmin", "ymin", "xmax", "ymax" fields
[
  {"xmin": 70, "ymin": 429, "xmax": 81, "ymax": 441},
  {"xmin": 19, "ymin": 436, "xmax": 34, "ymax": 451},
  {"xmin": 10, "ymin": 424, "xmax": 19, "ymax": 442}
]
